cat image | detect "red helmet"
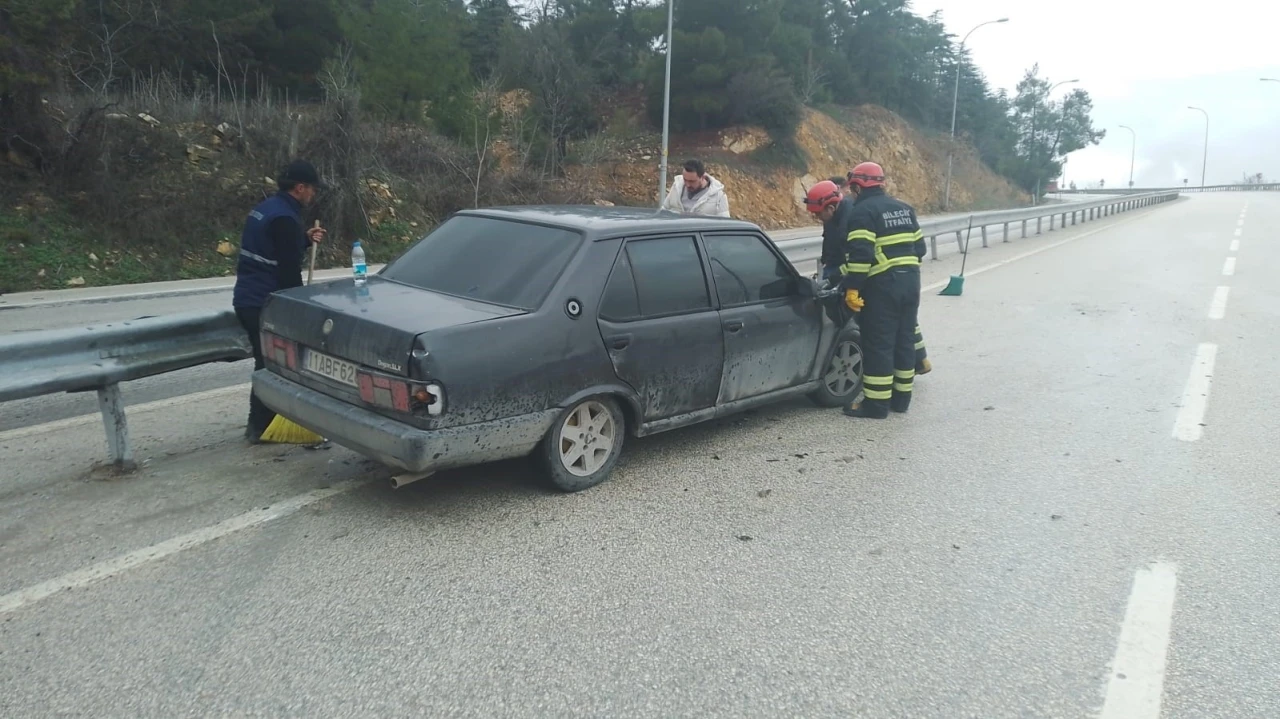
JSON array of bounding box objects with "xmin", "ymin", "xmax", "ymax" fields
[
  {"xmin": 848, "ymin": 161, "xmax": 886, "ymax": 189},
  {"xmin": 804, "ymin": 180, "xmax": 843, "ymax": 213}
]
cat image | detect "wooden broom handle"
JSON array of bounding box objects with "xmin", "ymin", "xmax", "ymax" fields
[{"xmin": 307, "ymin": 220, "xmax": 319, "ymax": 285}]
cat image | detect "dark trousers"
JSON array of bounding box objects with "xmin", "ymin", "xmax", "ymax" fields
[
  {"xmin": 830, "ymin": 263, "xmax": 929, "ymax": 370},
  {"xmin": 858, "ymin": 269, "xmax": 921, "ymax": 411},
  {"xmin": 235, "ymin": 306, "xmax": 277, "ymax": 434}
]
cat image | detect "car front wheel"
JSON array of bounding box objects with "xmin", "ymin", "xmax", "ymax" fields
[
  {"xmin": 809, "ymin": 333, "xmax": 864, "ymax": 408},
  {"xmin": 538, "ymin": 396, "xmax": 626, "ymax": 492}
]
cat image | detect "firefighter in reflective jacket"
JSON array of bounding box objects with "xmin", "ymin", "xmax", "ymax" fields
[
  {"xmin": 808, "ymin": 176, "xmax": 931, "ymax": 378},
  {"xmin": 837, "ymin": 162, "xmax": 924, "ymax": 419},
  {"xmin": 806, "ymin": 176, "xmax": 932, "ymax": 377}
]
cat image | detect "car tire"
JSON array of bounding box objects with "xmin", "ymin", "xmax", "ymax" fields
[
  {"xmin": 538, "ymin": 396, "xmax": 626, "ymax": 493},
  {"xmin": 809, "ymin": 329, "xmax": 864, "ymax": 408}
]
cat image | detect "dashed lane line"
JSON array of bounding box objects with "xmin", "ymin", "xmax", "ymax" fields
[
  {"xmin": 1173, "ymin": 343, "xmax": 1217, "ymax": 442},
  {"xmin": 1208, "ymin": 287, "xmax": 1230, "ymax": 320},
  {"xmin": 1098, "ymin": 562, "xmax": 1179, "ymax": 719}
]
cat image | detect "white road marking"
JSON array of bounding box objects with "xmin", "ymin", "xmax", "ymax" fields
[
  {"xmin": 0, "ymin": 479, "xmax": 368, "ymax": 617},
  {"xmin": 1173, "ymin": 343, "xmax": 1217, "ymax": 442},
  {"xmin": 923, "ymin": 210, "xmax": 1157, "ymax": 293},
  {"xmin": 1237, "ymin": 218, "xmax": 1244, "ymax": 227},
  {"xmin": 1099, "ymin": 562, "xmax": 1179, "ymax": 719},
  {"xmin": 0, "ymin": 384, "xmax": 250, "ymax": 443},
  {"xmin": 1208, "ymin": 287, "xmax": 1230, "ymax": 320},
  {"xmin": 1222, "ymin": 257, "xmax": 1236, "ymax": 276},
  {"xmin": 1233, "ymin": 228, "xmax": 1242, "ymax": 237},
  {"xmin": 1229, "ymin": 239, "xmax": 1240, "ymax": 252}
]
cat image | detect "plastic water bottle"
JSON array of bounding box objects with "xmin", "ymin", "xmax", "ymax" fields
[{"xmin": 351, "ymin": 241, "xmax": 367, "ymax": 286}]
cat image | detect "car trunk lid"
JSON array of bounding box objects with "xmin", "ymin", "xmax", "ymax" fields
[{"xmin": 261, "ymin": 276, "xmax": 525, "ymax": 377}]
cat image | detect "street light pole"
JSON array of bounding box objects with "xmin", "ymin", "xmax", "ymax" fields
[
  {"xmin": 942, "ymin": 17, "xmax": 1008, "ymax": 211},
  {"xmin": 1119, "ymin": 124, "xmax": 1136, "ymax": 187},
  {"xmin": 1188, "ymin": 106, "xmax": 1208, "ymax": 187},
  {"xmin": 657, "ymin": 0, "xmax": 675, "ymax": 207}
]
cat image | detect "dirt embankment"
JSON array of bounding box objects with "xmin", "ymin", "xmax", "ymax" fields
[{"xmin": 570, "ymin": 106, "xmax": 1029, "ymax": 230}]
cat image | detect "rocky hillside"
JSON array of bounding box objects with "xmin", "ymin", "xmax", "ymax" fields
[
  {"xmin": 569, "ymin": 105, "xmax": 1028, "ymax": 229},
  {"xmin": 0, "ymin": 102, "xmax": 1025, "ymax": 295}
]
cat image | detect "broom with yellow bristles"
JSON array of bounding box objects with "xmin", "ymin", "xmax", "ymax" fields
[{"xmin": 259, "ymin": 222, "xmax": 326, "ymax": 445}]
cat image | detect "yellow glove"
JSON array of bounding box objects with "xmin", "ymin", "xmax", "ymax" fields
[{"xmin": 844, "ymin": 289, "xmax": 864, "ymax": 312}]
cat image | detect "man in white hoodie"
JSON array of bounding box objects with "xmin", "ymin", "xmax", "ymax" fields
[{"xmin": 662, "ymin": 159, "xmax": 731, "ymax": 217}]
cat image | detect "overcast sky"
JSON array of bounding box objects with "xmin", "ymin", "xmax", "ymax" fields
[{"xmin": 908, "ymin": 0, "xmax": 1280, "ymax": 187}]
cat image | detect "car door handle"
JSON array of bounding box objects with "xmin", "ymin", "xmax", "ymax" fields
[
  {"xmin": 606, "ymin": 334, "xmax": 632, "ymax": 350},
  {"xmin": 724, "ymin": 320, "xmax": 744, "ymax": 332}
]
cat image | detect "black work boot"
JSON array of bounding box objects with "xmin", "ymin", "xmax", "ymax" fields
[
  {"xmin": 891, "ymin": 392, "xmax": 912, "ymax": 413},
  {"xmin": 843, "ymin": 399, "xmax": 889, "ymax": 419}
]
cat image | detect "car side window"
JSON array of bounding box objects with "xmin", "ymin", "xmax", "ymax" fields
[
  {"xmin": 703, "ymin": 233, "xmax": 797, "ymax": 306},
  {"xmin": 599, "ymin": 244, "xmax": 640, "ymax": 321},
  {"xmin": 624, "ymin": 236, "xmax": 712, "ymax": 317}
]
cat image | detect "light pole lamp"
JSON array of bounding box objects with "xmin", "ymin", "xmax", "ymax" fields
[
  {"xmin": 1118, "ymin": 124, "xmax": 1136, "ymax": 187},
  {"xmin": 657, "ymin": 0, "xmax": 675, "ymax": 207},
  {"xmin": 1187, "ymin": 106, "xmax": 1208, "ymax": 187},
  {"xmin": 1262, "ymin": 78, "xmax": 1280, "ymax": 83},
  {"xmin": 942, "ymin": 17, "xmax": 1008, "ymax": 211}
]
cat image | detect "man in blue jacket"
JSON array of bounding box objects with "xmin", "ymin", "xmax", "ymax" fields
[{"xmin": 233, "ymin": 160, "xmax": 327, "ymax": 443}]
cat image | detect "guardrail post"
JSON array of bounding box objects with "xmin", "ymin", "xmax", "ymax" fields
[
  {"xmin": 96, "ymin": 383, "xmax": 137, "ymax": 473},
  {"xmin": 929, "ymin": 236, "xmax": 938, "ymax": 260},
  {"xmin": 1021, "ymin": 219, "xmax": 1028, "ymax": 238},
  {"xmin": 1002, "ymin": 222, "xmax": 1009, "ymax": 242},
  {"xmin": 1036, "ymin": 217, "xmax": 1043, "ymax": 235},
  {"xmin": 955, "ymin": 230, "xmax": 963, "ymax": 251},
  {"xmin": 980, "ymin": 225, "xmax": 988, "ymax": 248}
]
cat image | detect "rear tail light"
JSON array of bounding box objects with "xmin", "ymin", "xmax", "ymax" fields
[
  {"xmin": 413, "ymin": 383, "xmax": 445, "ymax": 416},
  {"xmin": 261, "ymin": 331, "xmax": 298, "ymax": 370},
  {"xmin": 358, "ymin": 372, "xmax": 445, "ymax": 416}
]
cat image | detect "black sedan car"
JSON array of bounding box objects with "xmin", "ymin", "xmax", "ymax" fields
[{"xmin": 252, "ymin": 206, "xmax": 863, "ymax": 491}]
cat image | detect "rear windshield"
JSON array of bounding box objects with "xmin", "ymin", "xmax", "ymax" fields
[{"xmin": 379, "ymin": 215, "xmax": 582, "ymax": 310}]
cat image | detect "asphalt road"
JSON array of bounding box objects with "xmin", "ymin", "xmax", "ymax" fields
[
  {"xmin": 0, "ymin": 207, "xmax": 1069, "ymax": 432},
  {"xmin": 3, "ymin": 193, "xmax": 1276, "ymax": 717}
]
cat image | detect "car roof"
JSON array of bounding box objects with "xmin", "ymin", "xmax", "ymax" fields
[{"xmin": 454, "ymin": 205, "xmax": 765, "ymax": 239}]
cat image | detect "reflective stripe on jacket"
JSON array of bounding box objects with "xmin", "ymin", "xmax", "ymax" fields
[
  {"xmin": 232, "ymin": 192, "xmax": 305, "ymax": 308},
  {"xmin": 839, "ymin": 186, "xmax": 925, "ymax": 292}
]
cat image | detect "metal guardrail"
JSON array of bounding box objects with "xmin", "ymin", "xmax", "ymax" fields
[
  {"xmin": 772, "ymin": 190, "xmax": 1181, "ymax": 271},
  {"xmin": 0, "ymin": 192, "xmax": 1180, "ymax": 472},
  {"xmin": 1056, "ymin": 184, "xmax": 1280, "ymax": 195},
  {"xmin": 0, "ymin": 310, "xmax": 252, "ymax": 471}
]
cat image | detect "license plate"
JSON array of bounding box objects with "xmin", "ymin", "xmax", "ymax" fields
[{"xmin": 304, "ymin": 348, "xmax": 359, "ymax": 387}]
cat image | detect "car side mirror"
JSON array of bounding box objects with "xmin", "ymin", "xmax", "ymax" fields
[{"xmin": 797, "ymin": 277, "xmax": 819, "ymax": 298}]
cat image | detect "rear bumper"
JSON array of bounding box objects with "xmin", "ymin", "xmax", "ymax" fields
[{"xmin": 252, "ymin": 369, "xmax": 558, "ymax": 474}]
